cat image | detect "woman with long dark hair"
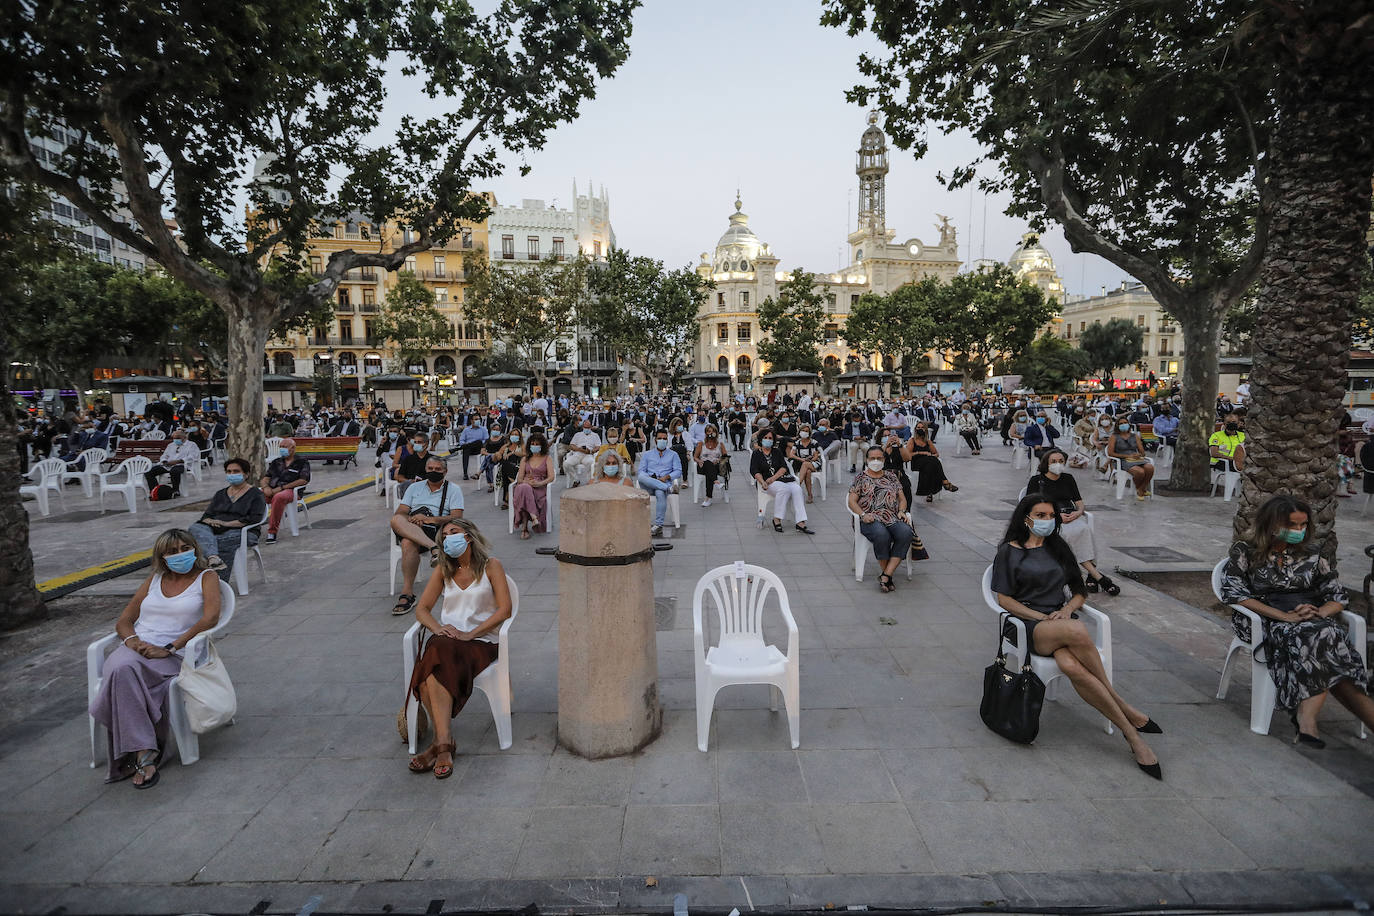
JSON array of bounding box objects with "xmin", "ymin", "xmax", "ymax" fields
[{"xmin": 991, "ymin": 494, "xmax": 1162, "ymax": 779}]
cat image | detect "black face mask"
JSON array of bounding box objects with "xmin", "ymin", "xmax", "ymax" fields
[
  {"xmin": 425, "ymin": 470, "xmax": 445, "ymax": 483},
  {"xmin": 1225, "ymin": 423, "xmax": 1238, "ymax": 433}
]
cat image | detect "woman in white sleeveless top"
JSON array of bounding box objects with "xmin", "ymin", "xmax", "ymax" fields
[
  {"xmin": 89, "ymin": 529, "xmax": 222, "ymax": 788},
  {"xmin": 407, "ymin": 519, "xmax": 512, "ymax": 779}
]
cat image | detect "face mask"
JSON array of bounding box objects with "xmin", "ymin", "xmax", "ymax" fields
[
  {"xmin": 603, "ymin": 463, "xmax": 621, "ymax": 477},
  {"xmin": 442, "ymin": 533, "xmax": 468, "ymax": 557},
  {"xmin": 1118, "ymin": 423, "xmax": 1130, "ymax": 432},
  {"xmin": 656, "ymin": 439, "xmax": 669, "ymax": 449},
  {"xmin": 1047, "ymin": 462, "xmax": 1066, "ymax": 475},
  {"xmin": 388, "ymin": 431, "xmax": 399, "ymax": 440},
  {"xmin": 1036, "ymin": 417, "xmax": 1047, "ymax": 425},
  {"xmin": 510, "ymin": 435, "xmax": 521, "ymax": 443},
  {"xmin": 225, "ymin": 472, "xmax": 245, "ymax": 486},
  {"xmin": 1029, "ymin": 518, "xmax": 1056, "ymax": 537},
  {"xmin": 866, "ymin": 458, "xmax": 884, "ymax": 472},
  {"xmin": 1225, "ymin": 423, "xmax": 1238, "ymax": 433},
  {"xmin": 1281, "ymin": 528, "xmax": 1305, "ymax": 545},
  {"xmin": 279, "ymin": 447, "xmax": 290, "ymax": 458},
  {"xmin": 165, "ymin": 548, "xmax": 197, "ymax": 574},
  {"xmin": 607, "ymin": 434, "xmax": 618, "ymax": 442},
  {"xmin": 761, "ymin": 438, "xmax": 773, "ymax": 448},
  {"xmin": 425, "ymin": 469, "xmax": 445, "ymax": 483},
  {"xmin": 818, "ymin": 424, "xmax": 827, "ymax": 431},
  {"xmin": 530, "ymin": 444, "xmax": 543, "ymax": 454},
  {"xmin": 413, "ymin": 440, "xmax": 427, "ymax": 451}
]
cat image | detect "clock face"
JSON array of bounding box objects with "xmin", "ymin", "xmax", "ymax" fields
[{"xmin": 908, "ymin": 243, "xmax": 920, "ymax": 256}]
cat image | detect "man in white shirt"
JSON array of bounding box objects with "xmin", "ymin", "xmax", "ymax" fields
[
  {"xmin": 1234, "ymin": 381, "xmax": 1250, "ymax": 405},
  {"xmin": 144, "ymin": 429, "xmax": 201, "ymax": 497},
  {"xmin": 562, "ymin": 416, "xmax": 602, "ymax": 486}
]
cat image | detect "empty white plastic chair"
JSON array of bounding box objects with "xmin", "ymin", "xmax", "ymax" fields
[
  {"xmin": 1210, "ymin": 458, "xmax": 1240, "ymax": 502},
  {"xmin": 693, "ymin": 563, "xmax": 800, "ymax": 751},
  {"xmin": 61, "ymin": 448, "xmax": 107, "ymax": 497},
  {"xmin": 848, "ymin": 508, "xmax": 912, "ymax": 583},
  {"xmin": 88, "ymin": 577, "xmax": 236, "ymax": 768},
  {"xmin": 1211, "ymin": 559, "xmax": 1367, "ymax": 737},
  {"xmin": 980, "ymin": 566, "xmax": 1114, "ymax": 734},
  {"xmin": 98, "ymin": 456, "xmax": 152, "ymax": 514},
  {"xmin": 1154, "ymin": 443, "xmax": 1174, "ymax": 468},
  {"xmin": 232, "ymin": 507, "xmax": 270, "ymax": 596},
  {"xmin": 20, "ymin": 460, "xmax": 63, "ymax": 516},
  {"xmin": 401, "ymin": 575, "xmax": 520, "ymax": 752}
]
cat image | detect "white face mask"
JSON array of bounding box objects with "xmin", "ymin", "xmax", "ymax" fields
[
  {"xmin": 866, "ymin": 458, "xmax": 885, "ymax": 472},
  {"xmin": 1048, "ymin": 462, "xmax": 1066, "ymax": 475}
]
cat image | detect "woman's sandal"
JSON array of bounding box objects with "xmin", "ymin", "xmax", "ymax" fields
[
  {"xmin": 942, "ymin": 481, "xmax": 959, "ymax": 492},
  {"xmin": 878, "ymin": 573, "xmax": 895, "ymax": 593},
  {"xmin": 520, "ymin": 529, "xmax": 531, "ymax": 540},
  {"xmin": 772, "ymin": 520, "xmax": 784, "ymax": 533},
  {"xmin": 1096, "ymin": 575, "xmax": 1121, "ymax": 596},
  {"xmin": 795, "ymin": 523, "xmax": 816, "ymax": 536},
  {"xmin": 409, "ymin": 744, "xmax": 440, "ymax": 774},
  {"xmin": 433, "ymin": 742, "xmax": 457, "ymax": 779},
  {"xmin": 132, "ymin": 751, "xmax": 160, "ymax": 790},
  {"xmin": 391, "ymin": 594, "xmax": 416, "ymax": 616}
]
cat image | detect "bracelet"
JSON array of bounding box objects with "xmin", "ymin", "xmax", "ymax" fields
[{"xmin": 122, "ymin": 635, "xmax": 137, "ymax": 646}]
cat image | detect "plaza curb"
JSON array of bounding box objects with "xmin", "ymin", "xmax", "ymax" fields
[{"xmin": 35, "ymin": 474, "xmax": 377, "ymax": 600}]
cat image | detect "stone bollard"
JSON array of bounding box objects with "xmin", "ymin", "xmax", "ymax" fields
[{"xmin": 556, "ymin": 483, "xmax": 662, "ymax": 757}]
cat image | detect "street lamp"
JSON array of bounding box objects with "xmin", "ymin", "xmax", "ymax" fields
[{"xmin": 326, "ymin": 345, "xmax": 337, "ymax": 406}]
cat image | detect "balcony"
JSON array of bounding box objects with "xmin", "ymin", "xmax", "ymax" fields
[
  {"xmin": 306, "ymin": 336, "xmax": 379, "ymax": 348},
  {"xmin": 359, "ymin": 302, "xmax": 377, "ymax": 314},
  {"xmin": 527, "ymin": 252, "xmax": 540, "ymax": 261},
  {"xmin": 416, "ymin": 268, "xmax": 460, "ymax": 281},
  {"xmin": 501, "ymin": 251, "xmax": 514, "ymax": 260},
  {"xmin": 335, "ymin": 302, "xmax": 355, "ymax": 313}
]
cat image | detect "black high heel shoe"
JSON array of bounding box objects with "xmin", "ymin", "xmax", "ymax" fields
[
  {"xmin": 1138, "ymin": 718, "xmax": 1163, "ymax": 734},
  {"xmin": 1125, "ymin": 732, "xmax": 1163, "ymax": 779},
  {"xmin": 1289, "ymin": 713, "xmax": 1326, "ymax": 749},
  {"xmin": 1095, "ymin": 575, "xmax": 1121, "ymax": 597}
]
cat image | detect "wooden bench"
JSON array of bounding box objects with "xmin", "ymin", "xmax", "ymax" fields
[
  {"xmin": 289, "ymin": 436, "xmax": 362, "ymax": 469},
  {"xmin": 106, "ymin": 440, "xmax": 170, "ymax": 466}
]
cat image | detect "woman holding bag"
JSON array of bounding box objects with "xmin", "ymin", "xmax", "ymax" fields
[{"xmin": 89, "ymin": 529, "xmax": 223, "ymax": 788}]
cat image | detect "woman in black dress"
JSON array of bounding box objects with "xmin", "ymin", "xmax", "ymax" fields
[
  {"xmin": 991, "ymin": 493, "xmax": 1162, "ymax": 779},
  {"xmin": 907, "ymin": 423, "xmax": 959, "ymax": 502},
  {"xmin": 1025, "ymin": 448, "xmax": 1119, "ymax": 596}
]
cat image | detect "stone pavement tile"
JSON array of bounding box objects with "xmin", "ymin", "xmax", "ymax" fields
[
  {"xmin": 798, "ymin": 749, "xmax": 898, "ymax": 803},
  {"xmin": 0, "ymin": 806, "xmax": 158, "ymax": 884},
  {"xmin": 195, "ymin": 806, "xmax": 349, "ymax": 883},
  {"xmin": 719, "ymin": 803, "xmax": 825, "ymax": 875},
  {"xmin": 1202, "ymin": 736, "xmax": 1368, "ymax": 799},
  {"xmin": 991, "ymin": 869, "xmax": 1189, "ymax": 908},
  {"xmin": 639, "ymin": 709, "xmax": 706, "ymax": 755},
  {"xmin": 1177, "ymin": 869, "xmax": 1358, "ymax": 908},
  {"xmin": 786, "ymin": 873, "xmax": 1003, "ymax": 908},
  {"xmin": 713, "ymin": 708, "xmax": 800, "ymax": 751},
  {"xmin": 84, "ymin": 755, "xmax": 301, "ymax": 816},
  {"xmin": 617, "ymin": 875, "xmax": 790, "ymax": 910},
  {"xmin": 482, "ymin": 877, "xmax": 621, "ymax": 910},
  {"xmin": 1111, "ymin": 667, "xmax": 1214, "ymax": 704},
  {"xmin": 0, "ymin": 759, "xmax": 117, "ymax": 816},
  {"xmin": 0, "ymin": 750, "xmax": 68, "ymax": 799},
  {"xmin": 466, "ymin": 710, "xmax": 551, "ymax": 756},
  {"xmin": 795, "ymin": 707, "xmax": 881, "ymax": 749},
  {"xmin": 1187, "ymin": 796, "xmax": 1362, "ymax": 869},
  {"xmin": 717, "ymin": 750, "xmax": 805, "ymax": 803},
  {"xmin": 658, "ymin": 677, "xmax": 696, "ymax": 710},
  {"xmin": 0, "ymin": 884, "xmax": 77, "ymax": 916},
  {"xmin": 512, "ymin": 806, "xmax": 624, "ymax": 878},
  {"xmin": 910, "ymin": 797, "xmax": 1125, "ymax": 872},
  {"xmin": 509, "ymin": 679, "xmax": 559, "ymax": 714},
  {"xmin": 1045, "ymin": 744, "xmax": 1182, "ymax": 800},
  {"xmin": 299, "ymin": 808, "xmax": 434, "ymax": 881},
  {"xmin": 620, "ymin": 804, "xmax": 720, "ymax": 875},
  {"xmin": 928, "ymin": 704, "xmax": 1017, "ymax": 749},
  {"xmin": 812, "ymin": 803, "xmax": 934, "ymax": 874},
  {"xmin": 407, "ymin": 808, "xmax": 529, "ymax": 881},
  {"xmin": 884, "ymin": 747, "xmax": 990, "ymax": 802},
  {"xmin": 956, "ymin": 745, "xmax": 1088, "ymax": 801},
  {"xmin": 45, "ymin": 883, "xmax": 286, "ymax": 916},
  {"xmin": 630, "ymin": 753, "xmax": 717, "ymax": 805},
  {"xmin": 1090, "ymin": 798, "xmax": 1255, "ymax": 871},
  {"xmin": 536, "ymin": 751, "xmax": 634, "ymax": 807},
  {"xmin": 657, "ymin": 649, "xmax": 696, "ymax": 679},
  {"xmin": 441, "ymin": 753, "xmax": 550, "ymax": 809},
  {"xmin": 88, "ymin": 809, "xmax": 254, "ymax": 884},
  {"xmin": 268, "ymin": 755, "xmax": 395, "ymax": 814}
]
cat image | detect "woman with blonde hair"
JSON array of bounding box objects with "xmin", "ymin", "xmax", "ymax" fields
[
  {"xmin": 592, "ymin": 447, "xmax": 633, "ymax": 486},
  {"xmin": 407, "ymin": 519, "xmax": 512, "ymax": 779},
  {"xmin": 89, "ymin": 529, "xmax": 223, "ymax": 788}
]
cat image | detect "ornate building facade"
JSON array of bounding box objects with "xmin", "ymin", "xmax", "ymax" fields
[{"xmin": 692, "ymin": 114, "xmax": 962, "ymax": 386}]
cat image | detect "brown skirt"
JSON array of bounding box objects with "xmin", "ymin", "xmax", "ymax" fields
[{"xmin": 408, "ymin": 635, "xmax": 499, "ymax": 717}]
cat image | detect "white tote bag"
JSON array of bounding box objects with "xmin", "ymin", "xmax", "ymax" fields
[{"xmin": 177, "ymin": 641, "xmax": 237, "ymax": 733}]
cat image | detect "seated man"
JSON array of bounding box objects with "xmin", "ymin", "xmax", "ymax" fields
[
  {"xmin": 842, "ymin": 412, "xmax": 875, "ymax": 473},
  {"xmin": 260, "ymin": 438, "xmax": 311, "ymax": 543},
  {"xmin": 393, "ymin": 431, "xmax": 432, "ymax": 489},
  {"xmin": 455, "ymin": 415, "xmax": 488, "ymax": 479},
  {"xmin": 1209, "ymin": 413, "xmax": 1247, "ymax": 471},
  {"xmin": 389, "ymin": 454, "xmax": 463, "ymax": 616},
  {"xmin": 144, "ymin": 429, "xmax": 200, "ymax": 497},
  {"xmin": 636, "ymin": 430, "xmax": 683, "ymax": 537},
  {"xmin": 58, "ymin": 418, "xmax": 110, "ymax": 470},
  {"xmin": 1152, "ymin": 410, "xmax": 1180, "ymax": 447},
  {"xmin": 562, "ymin": 416, "xmax": 602, "ymax": 486}
]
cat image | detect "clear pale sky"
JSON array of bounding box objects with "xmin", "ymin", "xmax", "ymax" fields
[{"xmin": 384, "ymin": 0, "xmax": 1133, "ymax": 298}]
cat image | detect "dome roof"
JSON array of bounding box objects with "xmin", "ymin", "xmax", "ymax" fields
[
  {"xmin": 1009, "ymin": 231, "xmax": 1055, "ymax": 271},
  {"xmin": 712, "ymin": 195, "xmax": 764, "ymax": 273}
]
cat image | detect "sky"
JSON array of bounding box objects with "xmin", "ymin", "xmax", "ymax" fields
[{"xmin": 379, "ymin": 0, "xmax": 1134, "ymax": 298}]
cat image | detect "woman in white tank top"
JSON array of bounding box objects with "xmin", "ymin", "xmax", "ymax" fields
[
  {"xmin": 408, "ymin": 519, "xmax": 513, "ymax": 779},
  {"xmin": 90, "ymin": 529, "xmax": 223, "ymax": 788}
]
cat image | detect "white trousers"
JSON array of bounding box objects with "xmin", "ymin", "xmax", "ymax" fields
[
  {"xmin": 1060, "ymin": 513, "xmax": 1098, "ymax": 565},
  {"xmin": 765, "ymin": 480, "xmax": 808, "ymax": 523},
  {"xmin": 563, "ymin": 452, "xmax": 594, "ymax": 482}
]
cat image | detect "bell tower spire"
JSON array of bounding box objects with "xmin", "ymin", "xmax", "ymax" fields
[{"xmin": 855, "ymin": 111, "xmax": 888, "ymax": 236}]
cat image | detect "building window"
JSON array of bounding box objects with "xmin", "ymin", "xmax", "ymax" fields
[
  {"xmin": 461, "ymin": 228, "xmax": 473, "ymax": 249},
  {"xmin": 310, "ymin": 256, "xmax": 322, "ymax": 275},
  {"xmin": 312, "ymin": 325, "xmax": 327, "ymax": 345},
  {"xmin": 436, "ymin": 287, "xmax": 448, "ymax": 303},
  {"xmin": 737, "ymin": 322, "xmax": 751, "ymax": 341},
  {"xmin": 333, "ymin": 224, "xmax": 343, "ymax": 239},
  {"xmin": 1159, "ymin": 338, "xmax": 1173, "ymax": 356},
  {"xmin": 501, "ymin": 235, "xmax": 514, "ymax": 259},
  {"xmin": 402, "ymin": 227, "xmax": 415, "ymax": 245},
  {"xmin": 337, "ymin": 289, "xmax": 350, "ymax": 308},
  {"xmin": 433, "ymin": 256, "xmax": 446, "ymax": 277},
  {"xmin": 740, "ymin": 291, "xmax": 749, "ymax": 308},
  {"xmin": 362, "ymin": 288, "xmax": 375, "ymax": 306},
  {"xmin": 824, "ymin": 323, "xmax": 839, "ymax": 343},
  {"xmin": 1080, "ymin": 321, "xmax": 1086, "ymax": 332},
  {"xmin": 339, "ymin": 320, "xmax": 353, "ymax": 343},
  {"xmin": 827, "ymin": 293, "xmax": 836, "ymax": 307},
  {"xmin": 364, "ymin": 320, "xmax": 376, "ymax": 342},
  {"xmin": 851, "ymin": 294, "xmax": 859, "ymax": 308},
  {"xmin": 717, "ymin": 322, "xmax": 729, "ymax": 343},
  {"xmin": 1137, "ymin": 314, "xmax": 1146, "ymax": 327},
  {"xmin": 717, "ymin": 292, "xmax": 726, "ymax": 307},
  {"xmin": 552, "ymin": 237, "xmax": 564, "ymax": 259},
  {"xmin": 404, "ymin": 256, "xmax": 416, "ymax": 273},
  {"xmin": 359, "ymin": 224, "xmax": 370, "ymax": 240},
  {"xmin": 527, "ymin": 236, "xmax": 540, "ymax": 260}
]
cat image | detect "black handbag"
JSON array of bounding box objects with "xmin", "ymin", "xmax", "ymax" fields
[{"xmin": 980, "ymin": 613, "xmax": 1046, "ymax": 744}]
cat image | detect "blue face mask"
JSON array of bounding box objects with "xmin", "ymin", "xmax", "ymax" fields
[
  {"xmin": 1118, "ymin": 423, "xmax": 1130, "ymax": 432},
  {"xmin": 165, "ymin": 548, "xmax": 197, "ymax": 574},
  {"xmin": 1029, "ymin": 518, "xmax": 1056, "ymax": 537},
  {"xmin": 279, "ymin": 447, "xmax": 290, "ymax": 458},
  {"xmin": 530, "ymin": 444, "xmax": 543, "ymax": 454},
  {"xmin": 442, "ymin": 533, "xmax": 468, "ymax": 557},
  {"xmin": 603, "ymin": 463, "xmax": 621, "ymax": 477},
  {"xmin": 225, "ymin": 472, "xmax": 245, "ymax": 486},
  {"xmin": 1036, "ymin": 417, "xmax": 1047, "ymax": 424}
]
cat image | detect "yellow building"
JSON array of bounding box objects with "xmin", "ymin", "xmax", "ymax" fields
[
  {"xmin": 264, "ymin": 197, "xmax": 493, "ymax": 403},
  {"xmin": 1059, "ymin": 282, "xmax": 1183, "ymax": 382}
]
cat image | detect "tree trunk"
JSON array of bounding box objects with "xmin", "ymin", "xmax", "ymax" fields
[
  {"xmin": 1168, "ymin": 305, "xmax": 1222, "ymax": 491},
  {"xmin": 1234, "ymin": 8, "xmax": 1374, "ymax": 561},
  {"xmin": 0, "ymin": 335, "xmax": 47, "ymax": 631},
  {"xmin": 225, "ymin": 300, "xmax": 273, "ymax": 479}
]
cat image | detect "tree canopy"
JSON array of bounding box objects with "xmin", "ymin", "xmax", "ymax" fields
[
  {"xmin": 464, "ymin": 253, "xmax": 589, "ymax": 386},
  {"xmin": 1076, "ymin": 319, "xmax": 1145, "ymax": 390},
  {"xmin": 1013, "ymin": 332, "xmax": 1093, "ymax": 393},
  {"xmin": 371, "ymin": 274, "xmax": 452, "ymax": 374},
  {"xmin": 756, "ymin": 271, "xmax": 828, "ymax": 374},
  {"xmin": 843, "ymin": 281, "xmax": 939, "ymax": 374},
  {"xmin": 926, "ymin": 265, "xmax": 1054, "ymax": 386}
]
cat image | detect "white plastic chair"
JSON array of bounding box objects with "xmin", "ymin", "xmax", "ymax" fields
[
  {"xmin": 1154, "ymin": 443, "xmax": 1174, "ymax": 468},
  {"xmin": 61, "ymin": 448, "xmax": 107, "ymax": 497},
  {"xmin": 753, "ymin": 477, "xmax": 772, "ymax": 527},
  {"xmin": 402, "ymin": 574, "xmax": 519, "ymax": 752},
  {"xmin": 1211, "ymin": 559, "xmax": 1368, "ymax": 738},
  {"xmin": 144, "ymin": 429, "xmax": 167, "ymax": 440},
  {"xmin": 88, "ymin": 576, "xmax": 236, "ymax": 768},
  {"xmin": 508, "ymin": 473, "xmax": 560, "ymax": 534},
  {"xmin": 98, "ymin": 456, "xmax": 152, "ymax": 514},
  {"xmin": 812, "ymin": 453, "xmax": 829, "ymax": 501},
  {"xmin": 980, "ymin": 566, "xmax": 1115, "ymax": 734},
  {"xmin": 690, "ymin": 460, "xmax": 730, "ymax": 504},
  {"xmin": 1211, "ymin": 458, "xmax": 1240, "ymax": 502},
  {"xmin": 232, "ymin": 507, "xmax": 270, "ymax": 596},
  {"xmin": 848, "ymin": 508, "xmax": 912, "ymax": 583},
  {"xmin": 265, "ymin": 436, "xmax": 283, "ymax": 458},
  {"xmin": 693, "ymin": 563, "xmax": 800, "ymax": 751},
  {"xmin": 1109, "ymin": 456, "xmax": 1156, "ymax": 500},
  {"xmin": 20, "ymin": 460, "xmax": 61, "ymax": 516},
  {"xmin": 285, "ymin": 488, "xmax": 311, "ymax": 537},
  {"xmin": 635, "ymin": 475, "xmax": 681, "ymax": 529}
]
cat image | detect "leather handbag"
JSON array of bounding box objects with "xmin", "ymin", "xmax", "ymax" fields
[{"xmin": 980, "ymin": 613, "xmax": 1045, "ymax": 744}]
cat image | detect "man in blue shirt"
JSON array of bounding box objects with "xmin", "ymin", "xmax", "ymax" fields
[
  {"xmin": 456, "ymin": 416, "xmax": 488, "ymax": 479},
  {"xmin": 637, "ymin": 430, "xmax": 683, "ymax": 536},
  {"xmin": 1152, "ymin": 411, "xmax": 1180, "ymax": 447}
]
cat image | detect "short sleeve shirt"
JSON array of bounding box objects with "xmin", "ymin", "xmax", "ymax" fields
[
  {"xmin": 849, "ymin": 471, "xmax": 904, "ymax": 524},
  {"xmin": 991, "ymin": 543, "xmax": 1069, "ymax": 615},
  {"xmin": 400, "ymin": 480, "xmax": 463, "ymax": 515}
]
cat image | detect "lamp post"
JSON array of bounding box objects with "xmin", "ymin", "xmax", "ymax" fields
[{"xmin": 326, "ymin": 345, "xmax": 337, "ymax": 406}]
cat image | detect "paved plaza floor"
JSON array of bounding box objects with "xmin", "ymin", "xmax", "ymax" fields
[{"xmin": 4, "ymin": 438, "xmax": 1374, "ymax": 914}]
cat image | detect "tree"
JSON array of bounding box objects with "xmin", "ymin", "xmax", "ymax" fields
[
  {"xmin": 1014, "ymin": 332, "xmax": 1094, "ymax": 393},
  {"xmin": 756, "ymin": 271, "xmax": 828, "ymax": 373},
  {"xmin": 1077, "ymin": 319, "xmax": 1146, "ymax": 391},
  {"xmin": 926, "ymin": 266, "xmax": 1054, "ymax": 387},
  {"xmin": 371, "ymin": 274, "xmax": 452, "ymax": 374},
  {"xmin": 583, "ymin": 248, "xmax": 710, "ymax": 393},
  {"xmin": 821, "ymin": 0, "xmax": 1272, "ymax": 491},
  {"xmin": 843, "ymin": 281, "xmax": 939, "ymax": 375},
  {"xmin": 464, "ymin": 254, "xmax": 587, "ymax": 388},
  {"xmin": 2, "ymin": 0, "xmax": 638, "ymax": 475}
]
